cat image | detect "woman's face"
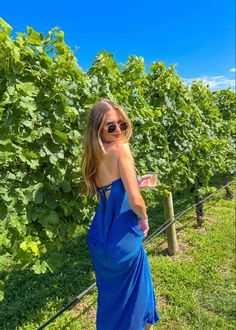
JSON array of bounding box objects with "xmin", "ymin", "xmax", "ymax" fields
[{"xmin": 100, "ymin": 108, "xmax": 126, "ymax": 144}]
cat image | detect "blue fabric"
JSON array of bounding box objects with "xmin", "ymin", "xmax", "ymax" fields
[{"xmin": 87, "ymin": 176, "xmax": 160, "ymax": 330}]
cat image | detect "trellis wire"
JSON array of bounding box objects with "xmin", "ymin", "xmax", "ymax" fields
[{"xmin": 144, "ymin": 178, "xmax": 235, "ymax": 246}]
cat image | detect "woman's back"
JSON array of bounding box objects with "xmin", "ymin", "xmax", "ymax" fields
[{"xmin": 94, "ymin": 141, "xmax": 123, "ymax": 201}]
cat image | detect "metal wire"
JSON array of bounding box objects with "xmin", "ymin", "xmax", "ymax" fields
[
  {"xmin": 37, "ymin": 178, "xmax": 235, "ymax": 329},
  {"xmin": 144, "ymin": 178, "xmax": 235, "ymax": 246}
]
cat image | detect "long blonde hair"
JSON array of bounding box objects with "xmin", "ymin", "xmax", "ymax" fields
[{"xmin": 80, "ymin": 99, "xmax": 134, "ymax": 197}]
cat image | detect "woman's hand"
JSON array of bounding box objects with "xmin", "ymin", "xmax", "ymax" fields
[
  {"xmin": 138, "ymin": 217, "xmax": 149, "ymax": 237},
  {"xmin": 138, "ymin": 174, "xmax": 158, "ymax": 189}
]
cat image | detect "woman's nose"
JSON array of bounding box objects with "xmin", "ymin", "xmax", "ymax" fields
[{"xmin": 115, "ymin": 126, "xmax": 121, "ymax": 132}]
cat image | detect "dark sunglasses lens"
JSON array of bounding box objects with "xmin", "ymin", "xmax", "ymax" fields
[
  {"xmin": 120, "ymin": 122, "xmax": 128, "ymax": 130},
  {"xmin": 108, "ymin": 124, "xmax": 116, "ymax": 133}
]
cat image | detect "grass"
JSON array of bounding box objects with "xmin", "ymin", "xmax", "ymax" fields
[{"xmin": 0, "ymin": 176, "xmax": 235, "ymax": 329}]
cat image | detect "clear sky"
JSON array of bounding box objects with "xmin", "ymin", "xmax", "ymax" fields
[{"xmin": 1, "ymin": 0, "xmax": 235, "ymax": 91}]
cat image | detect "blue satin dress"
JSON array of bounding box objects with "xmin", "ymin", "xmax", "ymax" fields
[{"xmin": 87, "ymin": 176, "xmax": 160, "ymax": 330}]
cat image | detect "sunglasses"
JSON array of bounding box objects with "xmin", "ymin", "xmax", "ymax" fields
[{"xmin": 107, "ymin": 121, "xmax": 128, "ymax": 134}]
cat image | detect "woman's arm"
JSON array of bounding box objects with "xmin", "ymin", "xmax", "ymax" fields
[{"xmin": 114, "ymin": 143, "xmax": 148, "ymax": 220}]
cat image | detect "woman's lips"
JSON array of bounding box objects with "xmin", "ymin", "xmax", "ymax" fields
[{"xmin": 113, "ymin": 134, "xmax": 121, "ymax": 137}]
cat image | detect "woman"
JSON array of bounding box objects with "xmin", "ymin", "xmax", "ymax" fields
[{"xmin": 81, "ymin": 99, "xmax": 160, "ymax": 329}]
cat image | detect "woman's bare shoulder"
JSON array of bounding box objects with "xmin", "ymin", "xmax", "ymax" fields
[
  {"xmin": 111, "ymin": 141, "xmax": 129, "ymax": 149},
  {"xmin": 111, "ymin": 142, "xmax": 134, "ymax": 162},
  {"xmin": 114, "ymin": 141, "xmax": 131, "ymax": 151},
  {"xmin": 103, "ymin": 142, "xmax": 130, "ymax": 164},
  {"xmin": 104, "ymin": 141, "xmax": 127, "ymax": 152}
]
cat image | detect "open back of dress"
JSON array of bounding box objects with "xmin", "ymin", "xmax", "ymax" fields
[{"xmin": 87, "ymin": 176, "xmax": 160, "ymax": 330}]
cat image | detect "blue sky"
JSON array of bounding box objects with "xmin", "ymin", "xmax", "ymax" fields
[{"xmin": 1, "ymin": 0, "xmax": 235, "ymax": 91}]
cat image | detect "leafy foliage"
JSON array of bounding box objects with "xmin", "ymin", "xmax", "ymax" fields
[{"xmin": 0, "ymin": 18, "xmax": 235, "ymax": 276}]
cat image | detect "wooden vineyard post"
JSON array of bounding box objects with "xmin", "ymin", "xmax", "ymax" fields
[{"xmin": 163, "ymin": 191, "xmax": 178, "ymax": 255}]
